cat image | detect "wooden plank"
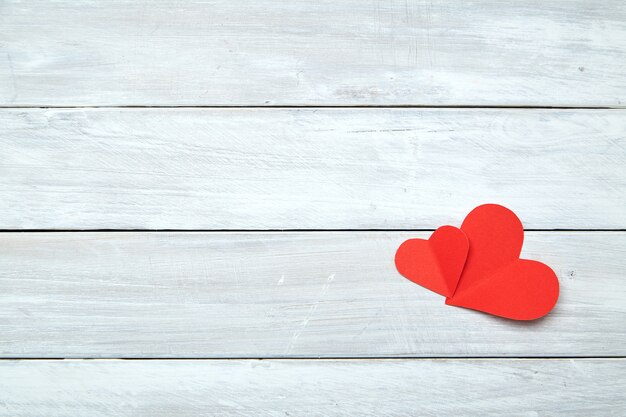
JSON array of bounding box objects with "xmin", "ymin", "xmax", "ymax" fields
[
  {"xmin": 1, "ymin": 359, "xmax": 624, "ymax": 416},
  {"xmin": 1, "ymin": 1, "xmax": 625, "ymax": 107},
  {"xmin": 1, "ymin": 231, "xmax": 624, "ymax": 358},
  {"xmin": 2, "ymin": 108, "xmax": 625, "ymax": 230}
]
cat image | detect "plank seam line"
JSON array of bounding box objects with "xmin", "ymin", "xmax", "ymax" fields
[
  {"xmin": 1, "ymin": 229, "xmax": 624, "ymax": 233},
  {"xmin": 1, "ymin": 357, "xmax": 624, "ymax": 361},
  {"xmin": 0, "ymin": 105, "xmax": 624, "ymax": 110}
]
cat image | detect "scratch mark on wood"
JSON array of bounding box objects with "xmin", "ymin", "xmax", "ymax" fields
[{"xmin": 285, "ymin": 274, "xmax": 335, "ymax": 355}]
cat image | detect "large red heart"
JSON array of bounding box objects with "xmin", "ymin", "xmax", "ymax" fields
[
  {"xmin": 445, "ymin": 204, "xmax": 559, "ymax": 320},
  {"xmin": 395, "ymin": 225, "xmax": 469, "ymax": 297}
]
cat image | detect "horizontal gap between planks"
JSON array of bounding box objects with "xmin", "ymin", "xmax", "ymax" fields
[
  {"xmin": 0, "ymin": 357, "xmax": 625, "ymax": 361},
  {"xmin": 0, "ymin": 229, "xmax": 625, "ymax": 233},
  {"xmin": 0, "ymin": 105, "xmax": 624, "ymax": 110}
]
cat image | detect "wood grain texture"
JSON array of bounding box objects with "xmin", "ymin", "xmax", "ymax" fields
[
  {"xmin": 1, "ymin": 231, "xmax": 624, "ymax": 358},
  {"xmin": 2, "ymin": 108, "xmax": 625, "ymax": 230},
  {"xmin": 1, "ymin": 359, "xmax": 624, "ymax": 416},
  {"xmin": 1, "ymin": 0, "xmax": 625, "ymax": 106}
]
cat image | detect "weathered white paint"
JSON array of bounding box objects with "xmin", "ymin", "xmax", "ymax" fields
[
  {"xmin": 1, "ymin": 359, "xmax": 624, "ymax": 416},
  {"xmin": 3, "ymin": 1, "xmax": 623, "ymax": 414},
  {"xmin": 2, "ymin": 108, "xmax": 625, "ymax": 230},
  {"xmin": 1, "ymin": 231, "xmax": 624, "ymax": 358},
  {"xmin": 1, "ymin": 1, "xmax": 625, "ymax": 106}
]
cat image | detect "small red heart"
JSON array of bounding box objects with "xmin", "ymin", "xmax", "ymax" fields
[
  {"xmin": 445, "ymin": 204, "xmax": 559, "ymax": 320},
  {"xmin": 395, "ymin": 225, "xmax": 469, "ymax": 297}
]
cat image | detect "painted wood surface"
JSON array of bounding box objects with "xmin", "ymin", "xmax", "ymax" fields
[
  {"xmin": 3, "ymin": 2, "xmax": 624, "ymax": 413},
  {"xmin": 1, "ymin": 1, "xmax": 625, "ymax": 107},
  {"xmin": 2, "ymin": 359, "xmax": 624, "ymax": 416},
  {"xmin": 2, "ymin": 108, "xmax": 625, "ymax": 230},
  {"xmin": 1, "ymin": 231, "xmax": 624, "ymax": 358}
]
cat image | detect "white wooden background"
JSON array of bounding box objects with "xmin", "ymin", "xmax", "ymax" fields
[{"xmin": 1, "ymin": 1, "xmax": 625, "ymax": 415}]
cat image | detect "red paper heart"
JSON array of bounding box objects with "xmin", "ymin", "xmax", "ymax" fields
[
  {"xmin": 445, "ymin": 204, "xmax": 559, "ymax": 320},
  {"xmin": 395, "ymin": 225, "xmax": 469, "ymax": 297}
]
